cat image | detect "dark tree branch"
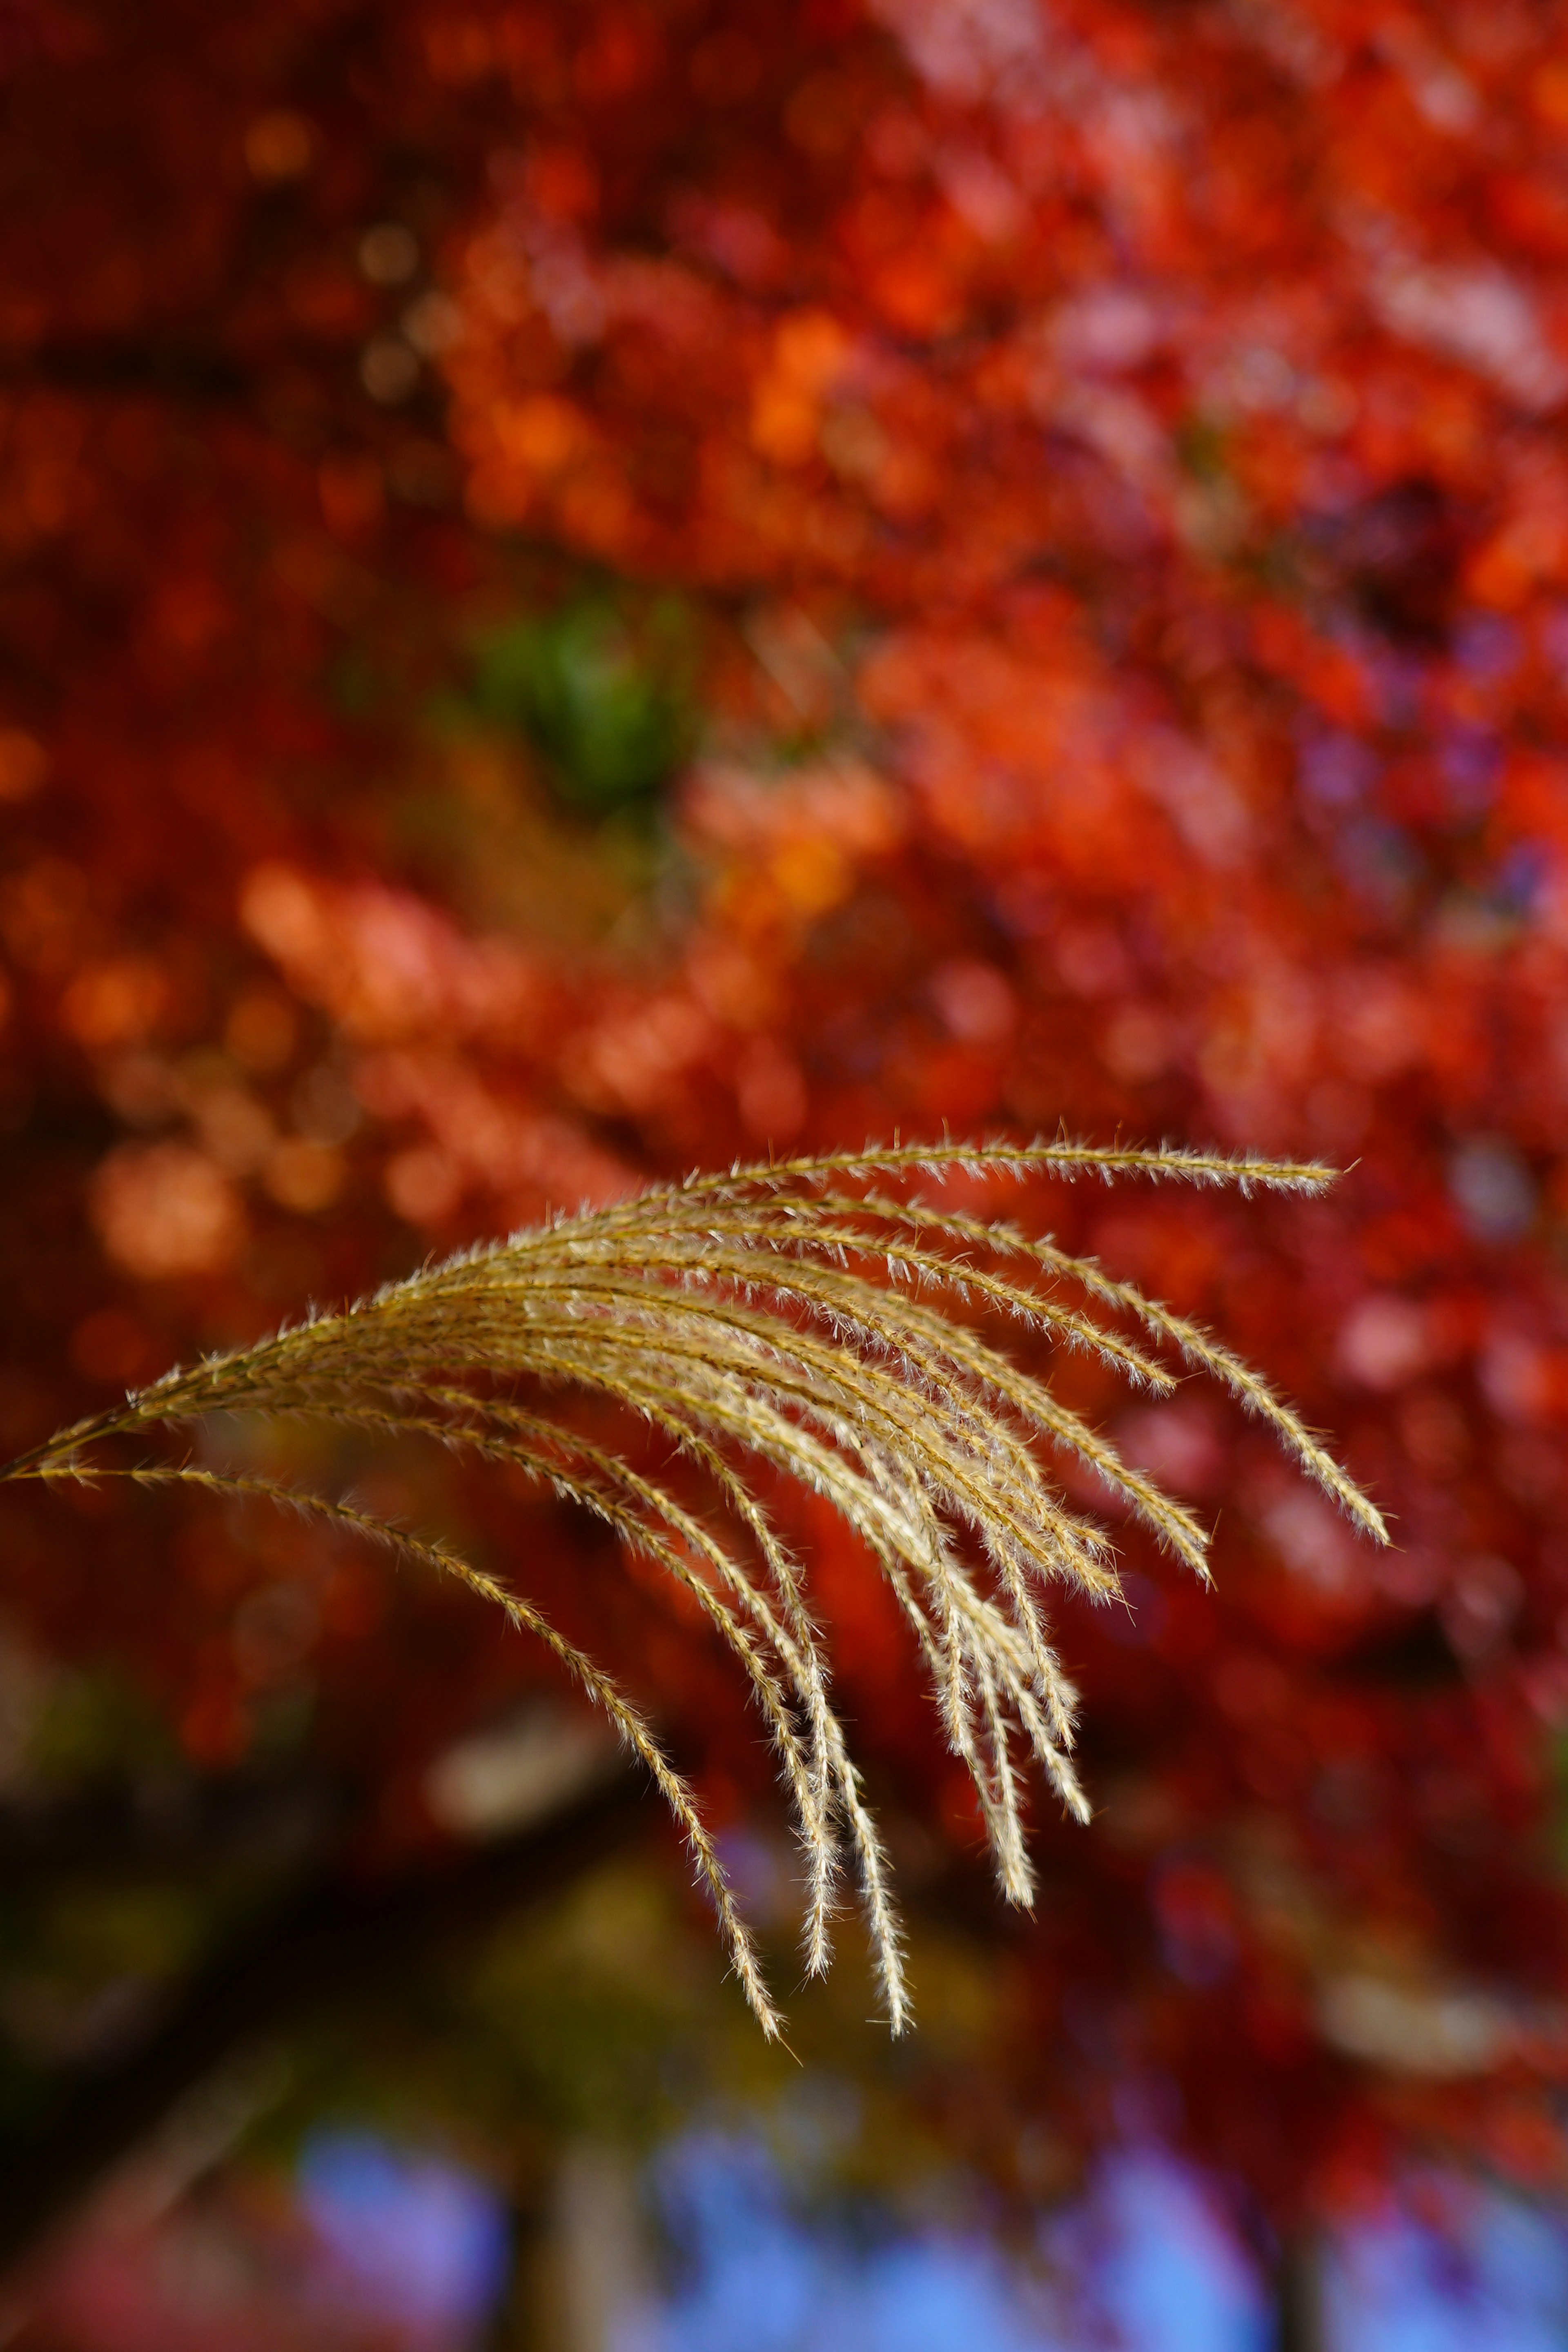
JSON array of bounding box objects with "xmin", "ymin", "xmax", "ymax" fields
[{"xmin": 0, "ymin": 1771, "xmax": 648, "ymax": 2272}]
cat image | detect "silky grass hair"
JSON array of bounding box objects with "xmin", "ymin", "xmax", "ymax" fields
[{"xmin": 1, "ymin": 1138, "xmax": 1384, "ymax": 2039}]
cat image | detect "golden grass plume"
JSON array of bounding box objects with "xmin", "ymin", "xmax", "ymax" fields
[{"xmin": 2, "ymin": 1137, "xmax": 1384, "ymax": 2039}]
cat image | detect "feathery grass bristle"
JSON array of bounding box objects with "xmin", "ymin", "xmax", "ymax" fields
[{"xmin": 3, "ymin": 1136, "xmax": 1382, "ymax": 2037}]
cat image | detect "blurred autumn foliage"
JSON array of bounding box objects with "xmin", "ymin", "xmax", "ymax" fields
[{"xmin": 5, "ymin": 0, "xmax": 1568, "ymax": 2257}]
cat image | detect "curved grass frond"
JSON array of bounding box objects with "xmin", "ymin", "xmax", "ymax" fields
[{"xmin": 2, "ymin": 1137, "xmax": 1382, "ymax": 2036}]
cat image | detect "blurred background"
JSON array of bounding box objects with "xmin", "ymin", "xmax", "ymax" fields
[{"xmin": 4, "ymin": 0, "xmax": 1568, "ymax": 2341}]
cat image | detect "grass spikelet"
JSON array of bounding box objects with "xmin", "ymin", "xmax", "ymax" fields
[{"xmin": 2, "ymin": 1137, "xmax": 1381, "ymax": 2036}]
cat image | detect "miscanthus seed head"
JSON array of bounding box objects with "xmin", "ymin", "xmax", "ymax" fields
[{"xmin": 4, "ymin": 1137, "xmax": 1383, "ymax": 2040}]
